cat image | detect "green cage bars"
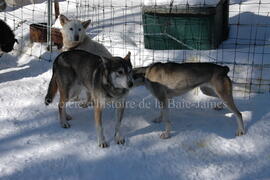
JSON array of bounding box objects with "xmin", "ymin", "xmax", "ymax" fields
[{"xmin": 142, "ymin": 0, "xmax": 229, "ymax": 50}]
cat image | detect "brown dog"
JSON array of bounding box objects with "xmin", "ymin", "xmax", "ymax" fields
[{"xmin": 133, "ymin": 62, "xmax": 245, "ymax": 139}]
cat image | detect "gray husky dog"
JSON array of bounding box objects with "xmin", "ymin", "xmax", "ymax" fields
[
  {"xmin": 45, "ymin": 50, "xmax": 133, "ymax": 148},
  {"xmin": 133, "ymin": 62, "xmax": 245, "ymax": 139}
]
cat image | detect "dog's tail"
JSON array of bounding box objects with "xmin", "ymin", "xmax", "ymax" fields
[{"xmin": 45, "ymin": 68, "xmax": 58, "ymax": 106}]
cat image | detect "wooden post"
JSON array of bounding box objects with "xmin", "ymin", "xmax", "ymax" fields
[{"xmin": 54, "ymin": 0, "xmax": 60, "ymax": 20}]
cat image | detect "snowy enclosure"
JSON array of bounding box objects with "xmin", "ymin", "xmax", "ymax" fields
[
  {"xmin": 1, "ymin": 1, "xmax": 270, "ymax": 180},
  {"xmin": 1, "ymin": 0, "xmax": 270, "ymax": 96}
]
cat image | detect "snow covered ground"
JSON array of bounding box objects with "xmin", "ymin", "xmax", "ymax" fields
[
  {"xmin": 1, "ymin": 53, "xmax": 270, "ymax": 180},
  {"xmin": 1, "ymin": 0, "xmax": 270, "ymax": 179}
]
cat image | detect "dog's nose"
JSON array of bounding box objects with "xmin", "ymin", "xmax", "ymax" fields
[
  {"xmin": 128, "ymin": 81, "xmax": 133, "ymax": 88},
  {"xmin": 74, "ymin": 35, "xmax": 79, "ymax": 41}
]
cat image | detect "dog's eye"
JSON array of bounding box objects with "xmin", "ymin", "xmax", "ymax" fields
[
  {"xmin": 69, "ymin": 28, "xmax": 73, "ymax": 31},
  {"xmin": 78, "ymin": 28, "xmax": 81, "ymax": 31},
  {"xmin": 118, "ymin": 70, "xmax": 123, "ymax": 75}
]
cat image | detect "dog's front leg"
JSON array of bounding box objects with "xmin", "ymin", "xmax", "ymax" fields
[
  {"xmin": 160, "ymin": 100, "xmax": 172, "ymax": 139},
  {"xmin": 114, "ymin": 100, "xmax": 125, "ymax": 145},
  {"xmin": 94, "ymin": 104, "xmax": 108, "ymax": 148},
  {"xmin": 58, "ymin": 93, "xmax": 71, "ymax": 128}
]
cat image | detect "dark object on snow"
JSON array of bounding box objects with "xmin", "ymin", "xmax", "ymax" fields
[{"xmin": 0, "ymin": 19, "xmax": 18, "ymax": 53}]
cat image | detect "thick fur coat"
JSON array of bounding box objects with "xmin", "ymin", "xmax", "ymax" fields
[
  {"xmin": 59, "ymin": 14, "xmax": 112, "ymax": 58},
  {"xmin": 0, "ymin": 20, "xmax": 17, "ymax": 54}
]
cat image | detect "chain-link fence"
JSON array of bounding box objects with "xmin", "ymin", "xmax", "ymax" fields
[{"xmin": 1, "ymin": 0, "xmax": 269, "ymax": 97}]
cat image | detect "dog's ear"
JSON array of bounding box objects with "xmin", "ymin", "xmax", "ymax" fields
[
  {"xmin": 100, "ymin": 56, "xmax": 111, "ymax": 76},
  {"xmin": 124, "ymin": 51, "xmax": 131, "ymax": 61},
  {"xmin": 100, "ymin": 56, "xmax": 110, "ymax": 68},
  {"xmin": 59, "ymin": 14, "xmax": 70, "ymax": 27},
  {"xmin": 100, "ymin": 56, "xmax": 110, "ymax": 64},
  {"xmin": 82, "ymin": 19, "xmax": 91, "ymax": 29},
  {"xmin": 124, "ymin": 52, "xmax": 132, "ymax": 67}
]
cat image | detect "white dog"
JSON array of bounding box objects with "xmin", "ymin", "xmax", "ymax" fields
[{"xmin": 59, "ymin": 14, "xmax": 112, "ymax": 58}]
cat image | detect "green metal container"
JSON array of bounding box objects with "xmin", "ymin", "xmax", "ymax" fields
[{"xmin": 142, "ymin": 0, "xmax": 229, "ymax": 50}]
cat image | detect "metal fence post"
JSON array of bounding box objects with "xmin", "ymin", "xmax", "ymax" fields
[{"xmin": 47, "ymin": 0, "xmax": 52, "ymax": 52}]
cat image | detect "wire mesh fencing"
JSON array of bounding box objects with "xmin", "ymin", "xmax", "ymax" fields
[{"xmin": 0, "ymin": 0, "xmax": 269, "ymax": 97}]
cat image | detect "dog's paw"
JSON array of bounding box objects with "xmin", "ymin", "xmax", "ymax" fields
[
  {"xmin": 66, "ymin": 114, "xmax": 73, "ymax": 121},
  {"xmin": 152, "ymin": 117, "xmax": 162, "ymax": 123},
  {"xmin": 45, "ymin": 97, "xmax": 52, "ymax": 106},
  {"xmin": 61, "ymin": 122, "xmax": 71, "ymax": 128},
  {"xmin": 236, "ymin": 129, "xmax": 245, "ymax": 136},
  {"xmin": 115, "ymin": 136, "xmax": 125, "ymax": 145},
  {"xmin": 99, "ymin": 141, "xmax": 109, "ymax": 148},
  {"xmin": 160, "ymin": 131, "xmax": 171, "ymax": 139}
]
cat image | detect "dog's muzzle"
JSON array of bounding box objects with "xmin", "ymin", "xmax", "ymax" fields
[{"xmin": 74, "ymin": 35, "xmax": 80, "ymax": 41}]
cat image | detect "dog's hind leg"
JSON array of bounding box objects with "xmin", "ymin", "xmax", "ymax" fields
[
  {"xmin": 94, "ymin": 104, "xmax": 108, "ymax": 148},
  {"xmin": 80, "ymin": 92, "xmax": 93, "ymax": 108},
  {"xmin": 58, "ymin": 87, "xmax": 71, "ymax": 128},
  {"xmin": 212, "ymin": 76, "xmax": 245, "ymax": 136},
  {"xmin": 200, "ymin": 86, "xmax": 224, "ymax": 110},
  {"xmin": 200, "ymin": 86, "xmax": 218, "ymax": 97},
  {"xmin": 114, "ymin": 101, "xmax": 125, "ymax": 145}
]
